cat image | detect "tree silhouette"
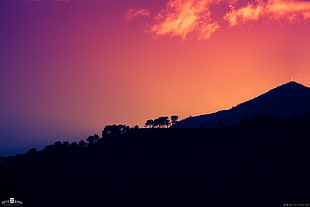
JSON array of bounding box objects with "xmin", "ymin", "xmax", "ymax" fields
[
  {"xmin": 54, "ymin": 141, "xmax": 63, "ymax": 149},
  {"xmin": 102, "ymin": 125, "xmax": 130, "ymax": 137},
  {"xmin": 87, "ymin": 134, "xmax": 99, "ymax": 144},
  {"xmin": 63, "ymin": 141, "xmax": 69, "ymax": 149},
  {"xmin": 152, "ymin": 118, "xmax": 160, "ymax": 128},
  {"xmin": 79, "ymin": 140, "xmax": 86, "ymax": 147},
  {"xmin": 146, "ymin": 116, "xmax": 175, "ymax": 128},
  {"xmin": 119, "ymin": 124, "xmax": 130, "ymax": 134},
  {"xmin": 171, "ymin": 116, "xmax": 179, "ymax": 126},
  {"xmin": 151, "ymin": 117, "xmax": 171, "ymax": 128},
  {"xmin": 27, "ymin": 148, "xmax": 37, "ymax": 156},
  {"xmin": 159, "ymin": 116, "xmax": 170, "ymax": 128},
  {"xmin": 69, "ymin": 142, "xmax": 78, "ymax": 149},
  {"xmin": 145, "ymin": 119, "xmax": 154, "ymax": 128},
  {"xmin": 102, "ymin": 125, "xmax": 119, "ymax": 136}
]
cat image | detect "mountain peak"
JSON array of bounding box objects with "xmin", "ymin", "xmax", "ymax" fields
[
  {"xmin": 279, "ymin": 81, "xmax": 307, "ymax": 88},
  {"xmin": 265, "ymin": 81, "xmax": 309, "ymax": 97},
  {"xmin": 174, "ymin": 81, "xmax": 310, "ymax": 128},
  {"xmin": 287, "ymin": 81, "xmax": 300, "ymax": 85}
]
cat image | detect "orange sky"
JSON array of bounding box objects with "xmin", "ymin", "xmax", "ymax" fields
[{"xmin": 1, "ymin": 0, "xmax": 310, "ymax": 154}]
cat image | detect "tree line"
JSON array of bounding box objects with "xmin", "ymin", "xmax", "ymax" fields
[
  {"xmin": 28, "ymin": 116, "xmax": 179, "ymax": 155},
  {"xmin": 37, "ymin": 124, "xmax": 138, "ymax": 154},
  {"xmin": 144, "ymin": 116, "xmax": 178, "ymax": 128}
]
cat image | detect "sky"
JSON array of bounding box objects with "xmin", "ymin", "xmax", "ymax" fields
[{"xmin": 1, "ymin": 0, "xmax": 310, "ymax": 155}]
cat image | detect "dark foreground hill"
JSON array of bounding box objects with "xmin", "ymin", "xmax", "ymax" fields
[
  {"xmin": 175, "ymin": 81, "xmax": 310, "ymax": 128},
  {"xmin": 1, "ymin": 119, "xmax": 310, "ymax": 207}
]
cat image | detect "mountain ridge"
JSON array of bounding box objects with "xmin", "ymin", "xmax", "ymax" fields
[{"xmin": 174, "ymin": 81, "xmax": 310, "ymax": 128}]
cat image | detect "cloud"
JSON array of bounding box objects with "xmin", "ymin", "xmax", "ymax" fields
[
  {"xmin": 149, "ymin": 0, "xmax": 222, "ymax": 40},
  {"xmin": 128, "ymin": 0, "xmax": 310, "ymax": 40},
  {"xmin": 125, "ymin": 8, "xmax": 150, "ymax": 21},
  {"xmin": 225, "ymin": 0, "xmax": 310, "ymax": 26},
  {"xmin": 304, "ymin": 11, "xmax": 310, "ymax": 18},
  {"xmin": 224, "ymin": 3, "xmax": 264, "ymax": 26}
]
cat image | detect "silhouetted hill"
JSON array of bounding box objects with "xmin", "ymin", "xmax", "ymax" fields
[
  {"xmin": 1, "ymin": 82, "xmax": 310, "ymax": 207},
  {"xmin": 1, "ymin": 121, "xmax": 310, "ymax": 206},
  {"xmin": 174, "ymin": 81, "xmax": 310, "ymax": 128}
]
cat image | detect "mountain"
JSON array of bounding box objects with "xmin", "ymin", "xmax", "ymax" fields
[{"xmin": 174, "ymin": 81, "xmax": 310, "ymax": 128}]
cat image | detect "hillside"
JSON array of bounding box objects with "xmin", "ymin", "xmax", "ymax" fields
[
  {"xmin": 1, "ymin": 82, "xmax": 310, "ymax": 207},
  {"xmin": 1, "ymin": 121, "xmax": 310, "ymax": 207},
  {"xmin": 174, "ymin": 81, "xmax": 310, "ymax": 128}
]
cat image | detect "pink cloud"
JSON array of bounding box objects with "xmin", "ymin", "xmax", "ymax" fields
[
  {"xmin": 225, "ymin": 0, "xmax": 310, "ymax": 26},
  {"xmin": 125, "ymin": 8, "xmax": 151, "ymax": 21},
  {"xmin": 128, "ymin": 0, "xmax": 310, "ymax": 40},
  {"xmin": 150, "ymin": 0, "xmax": 221, "ymax": 40}
]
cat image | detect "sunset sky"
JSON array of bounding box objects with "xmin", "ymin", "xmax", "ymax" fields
[{"xmin": 1, "ymin": 0, "xmax": 310, "ymax": 155}]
